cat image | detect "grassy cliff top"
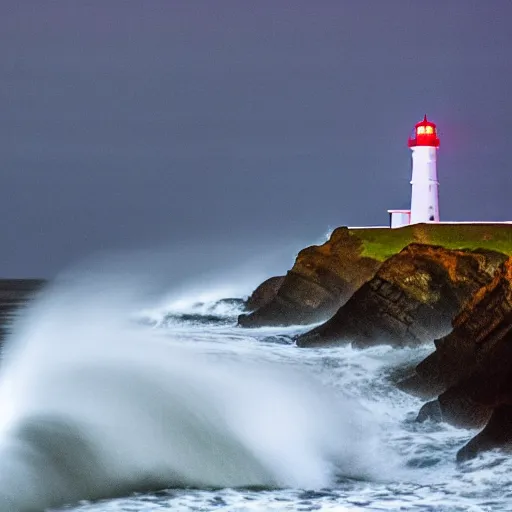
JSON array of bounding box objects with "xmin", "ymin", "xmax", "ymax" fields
[{"xmin": 349, "ymin": 223, "xmax": 512, "ymax": 261}]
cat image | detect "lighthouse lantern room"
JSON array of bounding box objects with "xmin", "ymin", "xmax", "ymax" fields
[{"xmin": 388, "ymin": 115, "xmax": 440, "ymax": 228}]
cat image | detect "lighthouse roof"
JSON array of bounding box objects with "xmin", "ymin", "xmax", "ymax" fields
[{"xmin": 408, "ymin": 114, "xmax": 440, "ymax": 148}]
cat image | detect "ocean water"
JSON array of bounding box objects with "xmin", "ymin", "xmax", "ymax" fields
[{"xmin": 0, "ymin": 266, "xmax": 511, "ymax": 512}]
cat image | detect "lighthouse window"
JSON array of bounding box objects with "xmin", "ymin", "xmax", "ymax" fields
[
  {"xmin": 417, "ymin": 126, "xmax": 426, "ymax": 135},
  {"xmin": 425, "ymin": 126, "xmax": 434, "ymax": 134}
]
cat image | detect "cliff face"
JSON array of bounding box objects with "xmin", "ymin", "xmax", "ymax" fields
[
  {"xmin": 238, "ymin": 223, "xmax": 512, "ymax": 460},
  {"xmin": 238, "ymin": 228, "xmax": 381, "ymax": 327},
  {"xmin": 399, "ymin": 257, "xmax": 512, "ymax": 459},
  {"xmin": 413, "ymin": 259, "xmax": 512, "ymax": 399},
  {"xmin": 297, "ymin": 244, "xmax": 507, "ymax": 348},
  {"xmin": 238, "ymin": 223, "xmax": 512, "ymax": 329}
]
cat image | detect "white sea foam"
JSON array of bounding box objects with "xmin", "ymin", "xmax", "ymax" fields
[
  {"xmin": 0, "ymin": 272, "xmax": 386, "ymax": 512},
  {"xmin": 0, "ymin": 245, "xmax": 507, "ymax": 512}
]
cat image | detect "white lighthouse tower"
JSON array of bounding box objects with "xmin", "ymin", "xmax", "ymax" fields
[
  {"xmin": 408, "ymin": 115, "xmax": 440, "ymax": 223},
  {"xmin": 387, "ymin": 115, "xmax": 441, "ymax": 228}
]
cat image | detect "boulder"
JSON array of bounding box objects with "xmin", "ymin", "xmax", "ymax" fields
[
  {"xmin": 245, "ymin": 276, "xmax": 285, "ymax": 311},
  {"xmin": 297, "ymin": 244, "xmax": 506, "ymax": 348},
  {"xmin": 238, "ymin": 227, "xmax": 381, "ymax": 327}
]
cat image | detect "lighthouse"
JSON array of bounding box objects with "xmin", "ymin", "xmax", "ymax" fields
[
  {"xmin": 408, "ymin": 115, "xmax": 440, "ymax": 223},
  {"xmin": 388, "ymin": 115, "xmax": 440, "ymax": 228}
]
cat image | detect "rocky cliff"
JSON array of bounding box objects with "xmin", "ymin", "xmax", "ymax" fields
[
  {"xmin": 398, "ymin": 257, "xmax": 512, "ymax": 459},
  {"xmin": 239, "ymin": 223, "xmax": 512, "ymax": 329},
  {"xmin": 238, "ymin": 228, "xmax": 381, "ymax": 327},
  {"xmin": 240, "ymin": 223, "xmax": 512, "ymax": 460},
  {"xmin": 297, "ymin": 244, "xmax": 507, "ymax": 348}
]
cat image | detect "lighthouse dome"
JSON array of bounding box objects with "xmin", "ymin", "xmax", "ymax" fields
[{"xmin": 408, "ymin": 115, "xmax": 440, "ymax": 148}]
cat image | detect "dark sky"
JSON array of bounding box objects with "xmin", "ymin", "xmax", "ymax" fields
[{"xmin": 2, "ymin": 1, "xmax": 512, "ymax": 277}]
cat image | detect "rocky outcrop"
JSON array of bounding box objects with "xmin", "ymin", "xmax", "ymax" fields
[
  {"xmin": 0, "ymin": 279, "xmax": 46, "ymax": 341},
  {"xmin": 238, "ymin": 228, "xmax": 381, "ymax": 327},
  {"xmin": 412, "ymin": 259, "xmax": 512, "ymax": 399},
  {"xmin": 394, "ymin": 257, "xmax": 512, "ymax": 458},
  {"xmin": 297, "ymin": 244, "xmax": 507, "ymax": 348},
  {"xmin": 245, "ymin": 276, "xmax": 285, "ymax": 311}
]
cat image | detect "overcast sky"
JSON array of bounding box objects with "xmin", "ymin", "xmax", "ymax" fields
[{"xmin": 1, "ymin": 1, "xmax": 512, "ymax": 277}]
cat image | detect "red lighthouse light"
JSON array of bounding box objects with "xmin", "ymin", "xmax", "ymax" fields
[{"xmin": 408, "ymin": 115, "xmax": 440, "ymax": 148}]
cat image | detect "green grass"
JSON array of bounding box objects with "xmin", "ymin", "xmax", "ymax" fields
[{"xmin": 349, "ymin": 223, "xmax": 512, "ymax": 261}]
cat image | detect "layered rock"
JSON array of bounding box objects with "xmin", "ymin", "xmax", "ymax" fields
[
  {"xmin": 413, "ymin": 259, "xmax": 512, "ymax": 398},
  {"xmin": 396, "ymin": 257, "xmax": 512, "ymax": 458},
  {"xmin": 297, "ymin": 244, "xmax": 507, "ymax": 348},
  {"xmin": 238, "ymin": 228, "xmax": 381, "ymax": 327},
  {"xmin": 0, "ymin": 279, "xmax": 46, "ymax": 341}
]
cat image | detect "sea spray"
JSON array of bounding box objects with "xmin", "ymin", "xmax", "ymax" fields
[{"xmin": 0, "ymin": 273, "xmax": 381, "ymax": 512}]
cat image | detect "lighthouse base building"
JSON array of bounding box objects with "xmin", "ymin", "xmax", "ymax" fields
[{"xmin": 388, "ymin": 115, "xmax": 440, "ymax": 228}]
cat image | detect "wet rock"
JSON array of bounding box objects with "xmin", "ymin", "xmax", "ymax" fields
[
  {"xmin": 416, "ymin": 400, "xmax": 443, "ymax": 423},
  {"xmin": 238, "ymin": 227, "xmax": 381, "ymax": 327},
  {"xmin": 404, "ymin": 256, "xmax": 512, "ymax": 401},
  {"xmin": 412, "ymin": 351, "xmax": 446, "ymax": 400},
  {"xmin": 415, "ymin": 259, "xmax": 512, "ymax": 394},
  {"xmin": 396, "ymin": 256, "xmax": 512, "ymax": 457},
  {"xmin": 297, "ymin": 245, "xmax": 506, "ymax": 348},
  {"xmin": 396, "ymin": 372, "xmax": 444, "ymax": 400},
  {"xmin": 386, "ymin": 354, "xmax": 429, "ymax": 389},
  {"xmin": 245, "ymin": 276, "xmax": 285, "ymax": 311},
  {"xmin": 457, "ymin": 405, "xmax": 512, "ymax": 462},
  {"xmin": 438, "ymin": 385, "xmax": 493, "ymax": 429},
  {"xmin": 432, "ymin": 327, "xmax": 512, "ymax": 432}
]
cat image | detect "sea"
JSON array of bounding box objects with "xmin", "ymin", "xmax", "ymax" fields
[{"xmin": 0, "ymin": 247, "xmax": 511, "ymax": 512}]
